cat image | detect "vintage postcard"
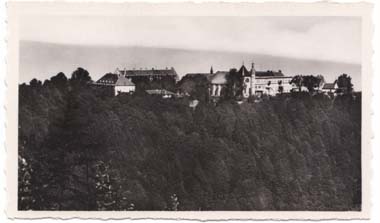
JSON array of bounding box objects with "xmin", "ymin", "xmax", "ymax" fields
[{"xmin": 6, "ymin": 1, "xmax": 373, "ymax": 220}]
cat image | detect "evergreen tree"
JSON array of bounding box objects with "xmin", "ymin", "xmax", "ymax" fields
[{"xmin": 336, "ymin": 73, "xmax": 354, "ymax": 94}]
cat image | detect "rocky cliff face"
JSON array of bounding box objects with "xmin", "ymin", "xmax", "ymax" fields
[{"xmin": 18, "ymin": 78, "xmax": 361, "ymax": 211}]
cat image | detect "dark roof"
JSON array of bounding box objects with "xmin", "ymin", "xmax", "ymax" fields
[
  {"xmin": 255, "ymin": 70, "xmax": 284, "ymax": 77},
  {"xmin": 183, "ymin": 73, "xmax": 214, "ymax": 81},
  {"xmin": 322, "ymin": 83, "xmax": 336, "ymax": 90},
  {"xmin": 95, "ymin": 73, "xmax": 135, "ymax": 86},
  {"xmin": 238, "ymin": 65, "xmax": 251, "ymax": 77},
  {"xmin": 119, "ymin": 68, "xmax": 178, "ymax": 77},
  {"xmin": 184, "ymin": 73, "xmax": 210, "ymax": 77},
  {"xmin": 96, "ymin": 73, "xmax": 119, "ymax": 85}
]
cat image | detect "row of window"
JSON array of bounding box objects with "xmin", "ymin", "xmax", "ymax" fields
[
  {"xmin": 99, "ymin": 80, "xmax": 114, "ymax": 84},
  {"xmin": 255, "ymin": 79, "xmax": 291, "ymax": 84}
]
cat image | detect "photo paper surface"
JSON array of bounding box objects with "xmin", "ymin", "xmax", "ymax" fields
[{"xmin": 6, "ymin": 1, "xmax": 373, "ymax": 220}]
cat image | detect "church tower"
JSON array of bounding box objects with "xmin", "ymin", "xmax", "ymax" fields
[
  {"xmin": 250, "ymin": 62, "xmax": 256, "ymax": 96},
  {"xmin": 210, "ymin": 66, "xmax": 214, "ymax": 74},
  {"xmin": 240, "ymin": 63, "xmax": 251, "ymax": 98}
]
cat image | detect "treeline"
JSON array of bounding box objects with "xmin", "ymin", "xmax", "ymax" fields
[
  {"xmin": 19, "ymin": 68, "xmax": 361, "ymax": 211},
  {"xmin": 290, "ymin": 73, "xmax": 353, "ymax": 94}
]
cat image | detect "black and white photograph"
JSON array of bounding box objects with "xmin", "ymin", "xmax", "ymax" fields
[{"xmin": 5, "ymin": 1, "xmax": 373, "ymax": 220}]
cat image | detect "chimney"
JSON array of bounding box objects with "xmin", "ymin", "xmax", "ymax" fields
[{"xmin": 251, "ymin": 62, "xmax": 255, "ymax": 70}]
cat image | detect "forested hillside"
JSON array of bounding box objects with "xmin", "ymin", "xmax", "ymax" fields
[{"xmin": 18, "ymin": 69, "xmax": 361, "ymax": 211}]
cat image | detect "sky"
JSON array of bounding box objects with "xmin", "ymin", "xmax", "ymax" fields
[
  {"xmin": 19, "ymin": 15, "xmax": 362, "ymax": 89},
  {"xmin": 20, "ymin": 16, "xmax": 361, "ymax": 64}
]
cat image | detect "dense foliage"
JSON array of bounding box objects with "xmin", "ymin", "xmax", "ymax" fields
[
  {"xmin": 225, "ymin": 68, "xmax": 244, "ymax": 99},
  {"xmin": 18, "ymin": 69, "xmax": 361, "ymax": 211},
  {"xmin": 177, "ymin": 74, "xmax": 210, "ymax": 102},
  {"xmin": 290, "ymin": 75, "xmax": 325, "ymax": 93},
  {"xmin": 337, "ymin": 73, "xmax": 354, "ymax": 94},
  {"xmin": 131, "ymin": 75, "xmax": 177, "ymax": 93}
]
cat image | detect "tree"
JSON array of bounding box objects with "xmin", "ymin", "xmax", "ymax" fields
[
  {"xmin": 290, "ymin": 75, "xmax": 303, "ymax": 92},
  {"xmin": 176, "ymin": 74, "xmax": 209, "ymax": 102},
  {"xmin": 302, "ymin": 75, "xmax": 321, "ymax": 94},
  {"xmin": 50, "ymin": 72, "xmax": 68, "ymax": 88},
  {"xmin": 278, "ymin": 80, "xmax": 284, "ymax": 94},
  {"xmin": 70, "ymin": 67, "xmax": 91, "ymax": 84},
  {"xmin": 95, "ymin": 161, "xmax": 117, "ymax": 210},
  {"xmin": 336, "ymin": 73, "xmax": 353, "ymax": 94},
  {"xmin": 18, "ymin": 155, "xmax": 34, "ymax": 210},
  {"xmin": 225, "ymin": 68, "xmax": 243, "ymax": 99},
  {"xmin": 290, "ymin": 75, "xmax": 324, "ymax": 94},
  {"xmin": 18, "ymin": 67, "xmax": 361, "ymax": 211},
  {"xmin": 316, "ymin": 75, "xmax": 325, "ymax": 90},
  {"xmin": 29, "ymin": 78, "xmax": 42, "ymax": 88},
  {"xmin": 169, "ymin": 194, "xmax": 180, "ymax": 211}
]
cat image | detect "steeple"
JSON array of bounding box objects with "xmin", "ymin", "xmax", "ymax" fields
[
  {"xmin": 251, "ymin": 62, "xmax": 256, "ymax": 75},
  {"xmin": 210, "ymin": 66, "xmax": 214, "ymax": 74},
  {"xmin": 250, "ymin": 61, "xmax": 256, "ymax": 96}
]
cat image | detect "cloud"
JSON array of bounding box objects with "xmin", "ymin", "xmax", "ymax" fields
[{"xmin": 19, "ymin": 16, "xmax": 361, "ymax": 64}]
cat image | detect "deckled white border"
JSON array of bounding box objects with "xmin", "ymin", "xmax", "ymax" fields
[{"xmin": 4, "ymin": 1, "xmax": 374, "ymax": 220}]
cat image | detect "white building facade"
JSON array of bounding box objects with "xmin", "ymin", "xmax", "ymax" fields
[
  {"xmin": 114, "ymin": 76, "xmax": 135, "ymax": 96},
  {"xmin": 95, "ymin": 73, "xmax": 135, "ymax": 96},
  {"xmin": 210, "ymin": 63, "xmax": 294, "ymax": 98}
]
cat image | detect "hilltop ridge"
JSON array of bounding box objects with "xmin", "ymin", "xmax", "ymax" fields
[
  {"xmin": 20, "ymin": 41, "xmax": 361, "ymax": 90},
  {"xmin": 18, "ymin": 72, "xmax": 361, "ymax": 211}
]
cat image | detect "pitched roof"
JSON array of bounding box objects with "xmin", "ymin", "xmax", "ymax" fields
[
  {"xmin": 119, "ymin": 68, "xmax": 178, "ymax": 77},
  {"xmin": 210, "ymin": 71, "xmax": 228, "ymax": 84},
  {"xmin": 184, "ymin": 73, "xmax": 210, "ymax": 77},
  {"xmin": 96, "ymin": 73, "xmax": 119, "ymax": 85},
  {"xmin": 256, "ymin": 70, "xmax": 284, "ymax": 77},
  {"xmin": 183, "ymin": 73, "xmax": 214, "ymax": 81},
  {"xmin": 238, "ymin": 65, "xmax": 251, "ymax": 77},
  {"xmin": 96, "ymin": 73, "xmax": 135, "ymax": 86},
  {"xmin": 322, "ymin": 83, "xmax": 336, "ymax": 90},
  {"xmin": 115, "ymin": 76, "xmax": 135, "ymax": 86}
]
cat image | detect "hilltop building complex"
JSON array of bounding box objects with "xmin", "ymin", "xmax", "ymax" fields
[
  {"xmin": 95, "ymin": 67, "xmax": 178, "ymax": 96},
  {"xmin": 96, "ymin": 62, "xmax": 345, "ymax": 98},
  {"xmin": 94, "ymin": 73, "xmax": 135, "ymax": 96},
  {"xmin": 208, "ymin": 63, "xmax": 294, "ymax": 98}
]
